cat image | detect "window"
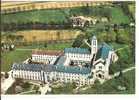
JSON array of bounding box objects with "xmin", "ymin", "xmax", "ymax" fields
[
  {"xmin": 93, "ymin": 41, "xmax": 96, "ymax": 45},
  {"xmin": 99, "ymin": 66, "xmax": 102, "ymax": 69}
]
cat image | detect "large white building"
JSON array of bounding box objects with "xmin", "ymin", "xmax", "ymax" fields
[{"xmin": 11, "ymin": 36, "xmax": 118, "ymax": 86}]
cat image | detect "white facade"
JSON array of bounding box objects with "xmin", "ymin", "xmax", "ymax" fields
[
  {"xmin": 32, "ymin": 54, "xmax": 58, "ymax": 64},
  {"xmin": 92, "ymin": 50, "xmax": 118, "ymax": 80},
  {"xmin": 12, "ymin": 70, "xmax": 42, "ymax": 81},
  {"xmin": 12, "ymin": 69, "xmax": 94, "ymax": 86},
  {"xmin": 65, "ymin": 53, "xmax": 91, "ymax": 62}
]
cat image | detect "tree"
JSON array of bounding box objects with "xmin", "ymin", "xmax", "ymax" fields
[
  {"xmin": 28, "ymin": 58, "xmax": 32, "ymax": 64},
  {"xmin": 81, "ymin": 3, "xmax": 90, "ymax": 15},
  {"xmin": 105, "ymin": 25, "xmax": 110, "ymax": 32},
  {"xmin": 44, "ymin": 43, "xmax": 47, "ymax": 48},
  {"xmin": 16, "ymin": 35, "xmax": 24, "ymax": 43},
  {"xmin": 116, "ymin": 30, "xmax": 129, "ymax": 44},
  {"xmin": 91, "ymin": 79, "xmax": 101, "ymax": 88},
  {"xmin": 22, "ymin": 82, "xmax": 30, "ymax": 89},
  {"xmin": 6, "ymin": 34, "xmax": 16, "ymax": 43},
  {"xmin": 5, "ymin": 72, "xmax": 9, "ymax": 78},
  {"xmin": 72, "ymin": 34, "xmax": 85, "ymax": 47},
  {"xmin": 113, "ymin": 24, "xmax": 119, "ymax": 33},
  {"xmin": 106, "ymin": 31, "xmax": 116, "ymax": 42}
]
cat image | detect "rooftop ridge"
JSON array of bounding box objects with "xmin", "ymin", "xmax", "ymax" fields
[
  {"xmin": 32, "ymin": 50, "xmax": 63, "ymax": 56},
  {"xmin": 64, "ymin": 47, "xmax": 90, "ymax": 54},
  {"xmin": 12, "ymin": 63, "xmax": 91, "ymax": 74}
]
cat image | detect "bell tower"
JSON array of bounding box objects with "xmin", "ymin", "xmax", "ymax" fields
[{"xmin": 91, "ymin": 36, "xmax": 97, "ymax": 56}]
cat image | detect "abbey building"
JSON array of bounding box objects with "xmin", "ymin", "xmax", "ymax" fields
[{"xmin": 11, "ymin": 36, "xmax": 118, "ymax": 86}]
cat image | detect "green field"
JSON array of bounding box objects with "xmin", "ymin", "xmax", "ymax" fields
[
  {"xmin": 1, "ymin": 42, "xmax": 72, "ymax": 72},
  {"xmin": 110, "ymin": 7, "xmax": 130, "ymax": 24},
  {"xmin": 1, "ymin": 50, "xmax": 32, "ymax": 72},
  {"xmin": 1, "ymin": 6, "xmax": 130, "ymax": 24},
  {"xmin": 1, "ymin": 9, "xmax": 69, "ymax": 24}
]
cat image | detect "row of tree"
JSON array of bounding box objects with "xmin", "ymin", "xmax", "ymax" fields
[
  {"xmin": 1, "ymin": 22, "xmax": 72, "ymax": 31},
  {"xmin": 119, "ymin": 1, "xmax": 135, "ymax": 21},
  {"xmin": 72, "ymin": 23, "xmax": 134, "ymax": 48}
]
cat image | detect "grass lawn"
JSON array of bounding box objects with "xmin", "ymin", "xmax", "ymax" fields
[
  {"xmin": 1, "ymin": 50, "xmax": 32, "ymax": 72},
  {"xmin": 50, "ymin": 83, "xmax": 76, "ymax": 94},
  {"xmin": 1, "ymin": 9, "xmax": 69, "ymax": 24},
  {"xmin": 46, "ymin": 42, "xmax": 72, "ymax": 50},
  {"xmin": 6, "ymin": 82, "xmax": 39, "ymax": 94},
  {"xmin": 79, "ymin": 69, "xmax": 135, "ymax": 94},
  {"xmin": 110, "ymin": 7, "xmax": 130, "ymax": 24},
  {"xmin": 1, "ymin": 42, "xmax": 72, "ymax": 72},
  {"xmin": 20, "ymin": 42, "xmax": 72, "ymax": 50}
]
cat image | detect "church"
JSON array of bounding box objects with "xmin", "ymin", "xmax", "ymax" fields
[{"xmin": 11, "ymin": 36, "xmax": 118, "ymax": 86}]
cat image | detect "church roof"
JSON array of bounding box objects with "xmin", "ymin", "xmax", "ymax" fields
[
  {"xmin": 12, "ymin": 63, "xmax": 91, "ymax": 74},
  {"xmin": 64, "ymin": 48, "xmax": 90, "ymax": 54},
  {"xmin": 55, "ymin": 65, "xmax": 91, "ymax": 74},
  {"xmin": 96, "ymin": 42, "xmax": 113, "ymax": 60},
  {"xmin": 12, "ymin": 63, "xmax": 43, "ymax": 72},
  {"xmin": 32, "ymin": 50, "xmax": 63, "ymax": 56},
  {"xmin": 54, "ymin": 56, "xmax": 66, "ymax": 65}
]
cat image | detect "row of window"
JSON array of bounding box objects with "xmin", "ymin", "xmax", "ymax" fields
[
  {"xmin": 14, "ymin": 74, "xmax": 42, "ymax": 81},
  {"xmin": 13, "ymin": 70, "xmax": 91, "ymax": 85},
  {"xmin": 66, "ymin": 54, "xmax": 90, "ymax": 58},
  {"xmin": 32, "ymin": 55, "xmax": 57, "ymax": 58}
]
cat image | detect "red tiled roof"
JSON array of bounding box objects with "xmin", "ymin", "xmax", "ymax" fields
[{"xmin": 32, "ymin": 50, "xmax": 63, "ymax": 56}]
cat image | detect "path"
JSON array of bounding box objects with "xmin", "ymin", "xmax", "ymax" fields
[
  {"xmin": 110, "ymin": 66, "xmax": 135, "ymax": 79},
  {"xmin": 114, "ymin": 66, "xmax": 135, "ymax": 77},
  {"xmin": 84, "ymin": 39, "xmax": 91, "ymax": 48},
  {"xmin": 18, "ymin": 90, "xmax": 36, "ymax": 94},
  {"xmin": 39, "ymin": 84, "xmax": 51, "ymax": 95},
  {"xmin": 115, "ymin": 45, "xmax": 129, "ymax": 52},
  {"xmin": 1, "ymin": 71, "xmax": 15, "ymax": 94}
]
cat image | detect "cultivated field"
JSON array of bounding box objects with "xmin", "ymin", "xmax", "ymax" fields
[
  {"xmin": 16, "ymin": 30, "xmax": 83, "ymax": 42},
  {"xmin": 1, "ymin": 1, "xmax": 112, "ymax": 14}
]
